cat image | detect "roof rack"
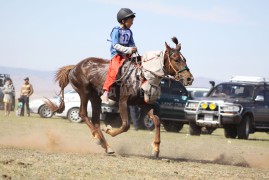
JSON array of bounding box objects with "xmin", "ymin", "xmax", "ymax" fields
[{"xmin": 230, "ymin": 76, "xmax": 269, "ymax": 83}]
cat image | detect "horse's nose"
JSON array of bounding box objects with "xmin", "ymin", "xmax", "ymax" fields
[
  {"xmin": 187, "ymin": 77, "xmax": 193, "ymax": 82},
  {"xmin": 187, "ymin": 77, "xmax": 194, "ymax": 85}
]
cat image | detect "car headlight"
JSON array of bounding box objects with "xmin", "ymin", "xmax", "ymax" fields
[
  {"xmin": 220, "ymin": 105, "xmax": 241, "ymax": 113},
  {"xmin": 186, "ymin": 102, "xmax": 199, "ymax": 109}
]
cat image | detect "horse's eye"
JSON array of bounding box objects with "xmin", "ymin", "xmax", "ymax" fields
[{"xmin": 174, "ymin": 59, "xmax": 180, "ymax": 63}]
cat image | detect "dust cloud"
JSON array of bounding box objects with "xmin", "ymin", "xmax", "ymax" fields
[
  {"xmin": 0, "ymin": 128, "xmax": 101, "ymax": 154},
  {"xmin": 0, "ymin": 128, "xmax": 269, "ymax": 169}
]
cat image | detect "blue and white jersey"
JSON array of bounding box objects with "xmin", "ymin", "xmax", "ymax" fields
[{"xmin": 110, "ymin": 26, "xmax": 135, "ymax": 58}]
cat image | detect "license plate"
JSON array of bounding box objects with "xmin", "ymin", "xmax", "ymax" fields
[{"xmin": 204, "ymin": 114, "xmax": 213, "ymax": 121}]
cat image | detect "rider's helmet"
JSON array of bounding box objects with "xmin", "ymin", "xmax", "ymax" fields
[{"xmin": 117, "ymin": 8, "xmax": 136, "ymax": 23}]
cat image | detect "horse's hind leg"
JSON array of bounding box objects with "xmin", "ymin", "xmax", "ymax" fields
[
  {"xmin": 89, "ymin": 93, "xmax": 114, "ymax": 154},
  {"xmin": 147, "ymin": 109, "xmax": 161, "ymax": 158},
  {"xmin": 77, "ymin": 87, "xmax": 114, "ymax": 154}
]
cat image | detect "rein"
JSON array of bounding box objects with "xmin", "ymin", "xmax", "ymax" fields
[
  {"xmin": 167, "ymin": 51, "xmax": 189, "ymax": 77},
  {"xmin": 115, "ymin": 56, "xmax": 138, "ymax": 82}
]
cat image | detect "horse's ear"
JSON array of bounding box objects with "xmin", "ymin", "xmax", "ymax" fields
[
  {"xmin": 165, "ymin": 42, "xmax": 171, "ymax": 52},
  {"xmin": 176, "ymin": 43, "xmax": 181, "ymax": 51}
]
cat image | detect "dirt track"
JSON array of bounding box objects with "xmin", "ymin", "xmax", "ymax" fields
[{"xmin": 0, "ymin": 113, "xmax": 269, "ymax": 179}]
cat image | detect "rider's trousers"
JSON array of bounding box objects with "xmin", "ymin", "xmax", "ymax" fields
[{"xmin": 103, "ymin": 54, "xmax": 126, "ymax": 91}]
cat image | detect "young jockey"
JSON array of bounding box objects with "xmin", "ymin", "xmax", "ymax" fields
[{"xmin": 101, "ymin": 8, "xmax": 137, "ymax": 103}]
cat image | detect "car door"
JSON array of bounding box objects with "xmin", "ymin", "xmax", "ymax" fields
[
  {"xmin": 158, "ymin": 79, "xmax": 175, "ymax": 118},
  {"xmin": 263, "ymin": 90, "xmax": 269, "ymax": 125},
  {"xmin": 170, "ymin": 80, "xmax": 188, "ymax": 119},
  {"xmin": 254, "ymin": 86, "xmax": 269, "ymax": 124}
]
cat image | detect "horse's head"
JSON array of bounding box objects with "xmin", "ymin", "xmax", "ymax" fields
[{"xmin": 164, "ymin": 37, "xmax": 194, "ymax": 86}]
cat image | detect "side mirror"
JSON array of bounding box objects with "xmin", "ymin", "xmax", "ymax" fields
[{"xmin": 255, "ymin": 95, "xmax": 264, "ymax": 102}]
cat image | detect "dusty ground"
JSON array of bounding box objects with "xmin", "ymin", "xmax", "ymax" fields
[{"xmin": 0, "ymin": 112, "xmax": 269, "ymax": 179}]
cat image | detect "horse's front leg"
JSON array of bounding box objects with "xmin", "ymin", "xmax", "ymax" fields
[
  {"xmin": 147, "ymin": 109, "xmax": 161, "ymax": 158},
  {"xmin": 103, "ymin": 97, "xmax": 130, "ymax": 137}
]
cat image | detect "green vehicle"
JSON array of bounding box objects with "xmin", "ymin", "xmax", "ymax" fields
[{"xmin": 101, "ymin": 77, "xmax": 190, "ymax": 132}]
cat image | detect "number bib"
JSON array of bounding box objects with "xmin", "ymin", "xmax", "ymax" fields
[{"xmin": 118, "ymin": 29, "xmax": 132, "ymax": 45}]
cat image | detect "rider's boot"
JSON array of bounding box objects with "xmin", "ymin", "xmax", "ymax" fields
[{"xmin": 101, "ymin": 91, "xmax": 110, "ymax": 104}]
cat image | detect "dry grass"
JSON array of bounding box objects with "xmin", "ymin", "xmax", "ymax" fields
[{"xmin": 0, "ymin": 111, "xmax": 269, "ymax": 179}]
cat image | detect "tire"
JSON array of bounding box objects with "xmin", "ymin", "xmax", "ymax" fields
[
  {"xmin": 103, "ymin": 113, "xmax": 122, "ymax": 128},
  {"xmin": 39, "ymin": 105, "xmax": 53, "ymax": 118},
  {"xmin": 139, "ymin": 114, "xmax": 155, "ymax": 131},
  {"xmin": 67, "ymin": 107, "xmax": 83, "ymax": 123},
  {"xmin": 162, "ymin": 121, "xmax": 184, "ymax": 132},
  {"xmin": 237, "ymin": 115, "xmax": 250, "ymax": 139},
  {"xmin": 224, "ymin": 126, "xmax": 237, "ymax": 139},
  {"xmin": 189, "ymin": 122, "xmax": 201, "ymax": 136}
]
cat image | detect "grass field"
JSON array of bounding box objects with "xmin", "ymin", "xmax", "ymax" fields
[{"xmin": 0, "ymin": 111, "xmax": 269, "ymax": 179}]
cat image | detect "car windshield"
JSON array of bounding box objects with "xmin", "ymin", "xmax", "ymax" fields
[
  {"xmin": 189, "ymin": 90, "xmax": 208, "ymax": 98},
  {"xmin": 210, "ymin": 84, "xmax": 254, "ymax": 99}
]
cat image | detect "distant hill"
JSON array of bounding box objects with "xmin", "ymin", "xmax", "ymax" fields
[
  {"xmin": 190, "ymin": 76, "xmax": 223, "ymax": 88},
  {"xmin": 0, "ymin": 66, "xmax": 224, "ymax": 99},
  {"xmin": 0, "ymin": 66, "xmax": 72, "ymax": 99}
]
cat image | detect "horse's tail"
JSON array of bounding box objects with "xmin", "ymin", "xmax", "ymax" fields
[{"xmin": 44, "ymin": 65, "xmax": 76, "ymax": 114}]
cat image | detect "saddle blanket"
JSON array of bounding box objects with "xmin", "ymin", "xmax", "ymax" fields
[{"xmin": 141, "ymin": 51, "xmax": 165, "ymax": 103}]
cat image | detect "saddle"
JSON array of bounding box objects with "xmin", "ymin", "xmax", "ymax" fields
[{"xmin": 110, "ymin": 52, "xmax": 164, "ymax": 104}]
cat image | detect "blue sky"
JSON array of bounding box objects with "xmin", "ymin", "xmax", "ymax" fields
[{"xmin": 1, "ymin": 0, "xmax": 269, "ymax": 81}]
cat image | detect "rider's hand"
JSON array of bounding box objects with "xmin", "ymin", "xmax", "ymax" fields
[{"xmin": 131, "ymin": 47, "xmax": 137, "ymax": 54}]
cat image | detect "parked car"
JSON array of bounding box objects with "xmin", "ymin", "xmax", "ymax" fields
[
  {"xmin": 185, "ymin": 76, "xmax": 269, "ymax": 139},
  {"xmin": 29, "ymin": 90, "xmax": 92, "ymax": 123},
  {"xmin": 29, "ymin": 98, "xmax": 55, "ymax": 118},
  {"xmin": 102, "ymin": 77, "xmax": 190, "ymax": 132}
]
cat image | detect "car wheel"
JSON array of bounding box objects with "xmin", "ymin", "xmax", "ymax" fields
[
  {"xmin": 39, "ymin": 105, "xmax": 53, "ymax": 118},
  {"xmin": 189, "ymin": 122, "xmax": 201, "ymax": 136},
  {"xmin": 237, "ymin": 115, "xmax": 250, "ymax": 139},
  {"xmin": 103, "ymin": 113, "xmax": 122, "ymax": 128},
  {"xmin": 139, "ymin": 114, "xmax": 155, "ymax": 131},
  {"xmin": 68, "ymin": 107, "xmax": 83, "ymax": 123},
  {"xmin": 224, "ymin": 126, "xmax": 237, "ymax": 138},
  {"xmin": 162, "ymin": 121, "xmax": 184, "ymax": 132}
]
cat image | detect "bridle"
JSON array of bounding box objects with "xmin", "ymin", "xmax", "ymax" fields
[{"xmin": 166, "ymin": 50, "xmax": 189, "ymax": 78}]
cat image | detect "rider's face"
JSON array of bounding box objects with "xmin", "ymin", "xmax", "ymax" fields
[{"xmin": 124, "ymin": 17, "xmax": 134, "ymax": 28}]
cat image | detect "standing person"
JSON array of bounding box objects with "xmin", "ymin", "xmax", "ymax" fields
[
  {"xmin": 20, "ymin": 77, "xmax": 34, "ymax": 116},
  {"xmin": 128, "ymin": 105, "xmax": 139, "ymax": 130},
  {"xmin": 2, "ymin": 78, "xmax": 15, "ymax": 116},
  {"xmin": 101, "ymin": 8, "xmax": 137, "ymax": 103}
]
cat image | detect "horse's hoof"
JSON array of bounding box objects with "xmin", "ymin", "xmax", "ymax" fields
[
  {"xmin": 92, "ymin": 133, "xmax": 102, "ymax": 145},
  {"xmin": 102, "ymin": 125, "xmax": 112, "ymax": 133},
  {"xmin": 106, "ymin": 147, "xmax": 115, "ymax": 154},
  {"xmin": 151, "ymin": 150, "xmax": 159, "ymax": 158},
  {"xmin": 93, "ymin": 138, "xmax": 102, "ymax": 145},
  {"xmin": 151, "ymin": 143, "xmax": 159, "ymax": 158}
]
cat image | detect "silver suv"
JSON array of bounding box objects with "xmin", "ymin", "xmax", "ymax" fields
[{"xmin": 184, "ymin": 76, "xmax": 269, "ymax": 139}]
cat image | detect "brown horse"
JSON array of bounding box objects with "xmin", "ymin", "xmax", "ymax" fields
[{"xmin": 45, "ymin": 37, "xmax": 193, "ymax": 157}]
